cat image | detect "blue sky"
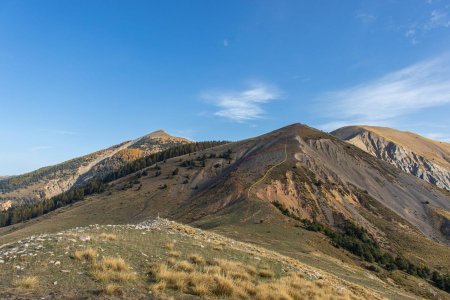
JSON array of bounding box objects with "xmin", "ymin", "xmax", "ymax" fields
[{"xmin": 1, "ymin": 0, "xmax": 450, "ymax": 175}]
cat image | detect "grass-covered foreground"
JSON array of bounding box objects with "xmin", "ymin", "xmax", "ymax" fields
[{"xmin": 0, "ymin": 219, "xmax": 383, "ymax": 299}]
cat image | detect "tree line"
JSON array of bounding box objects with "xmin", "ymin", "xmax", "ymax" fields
[
  {"xmin": 0, "ymin": 141, "xmax": 228, "ymax": 227},
  {"xmin": 273, "ymin": 201, "xmax": 450, "ymax": 293}
]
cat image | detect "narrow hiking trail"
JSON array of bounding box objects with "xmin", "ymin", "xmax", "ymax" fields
[{"xmin": 241, "ymin": 141, "xmax": 288, "ymax": 222}]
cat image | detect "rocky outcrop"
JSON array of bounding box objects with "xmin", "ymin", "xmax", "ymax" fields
[{"xmin": 332, "ymin": 126, "xmax": 450, "ymax": 191}]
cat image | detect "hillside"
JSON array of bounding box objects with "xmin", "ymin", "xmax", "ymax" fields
[
  {"xmin": 1, "ymin": 123, "xmax": 450, "ymax": 299},
  {"xmin": 331, "ymin": 126, "xmax": 450, "ymax": 191},
  {"xmin": 0, "ymin": 219, "xmax": 389, "ymax": 299},
  {"xmin": 0, "ymin": 131, "xmax": 190, "ymax": 209}
]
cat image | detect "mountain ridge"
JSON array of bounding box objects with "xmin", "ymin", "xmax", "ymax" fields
[
  {"xmin": 332, "ymin": 125, "xmax": 450, "ymax": 191},
  {"xmin": 0, "ymin": 130, "xmax": 190, "ymax": 209}
]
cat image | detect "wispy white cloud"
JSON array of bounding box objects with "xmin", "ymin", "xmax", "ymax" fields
[
  {"xmin": 356, "ymin": 12, "xmax": 376, "ymax": 24},
  {"xmin": 401, "ymin": 8, "xmax": 450, "ymax": 44},
  {"xmin": 404, "ymin": 28, "xmax": 419, "ymax": 45},
  {"xmin": 201, "ymin": 83, "xmax": 282, "ymax": 122},
  {"xmin": 425, "ymin": 9, "xmax": 450, "ymax": 29},
  {"xmin": 317, "ymin": 56, "xmax": 450, "ymax": 133}
]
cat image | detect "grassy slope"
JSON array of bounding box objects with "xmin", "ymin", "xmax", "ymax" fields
[{"xmin": 0, "ymin": 219, "xmax": 384, "ymax": 300}]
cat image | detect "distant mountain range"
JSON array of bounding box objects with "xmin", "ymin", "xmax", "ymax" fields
[
  {"xmin": 1, "ymin": 123, "xmax": 450, "ymax": 298},
  {"xmin": 0, "ymin": 130, "xmax": 189, "ymax": 207}
]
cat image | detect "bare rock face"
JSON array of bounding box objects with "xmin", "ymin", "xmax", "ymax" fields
[{"xmin": 332, "ymin": 126, "xmax": 450, "ymax": 191}]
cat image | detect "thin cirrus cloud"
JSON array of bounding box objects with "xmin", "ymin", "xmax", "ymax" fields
[
  {"xmin": 201, "ymin": 83, "xmax": 282, "ymax": 122},
  {"xmin": 317, "ymin": 56, "xmax": 450, "ymax": 133},
  {"xmin": 404, "ymin": 8, "xmax": 450, "ymax": 44}
]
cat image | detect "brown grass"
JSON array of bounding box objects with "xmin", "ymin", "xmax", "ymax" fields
[
  {"xmin": 148, "ymin": 258, "xmax": 360, "ymax": 300},
  {"xmin": 103, "ymin": 283, "xmax": 123, "ymax": 296},
  {"xmin": 73, "ymin": 247, "xmax": 97, "ymax": 261},
  {"xmin": 13, "ymin": 276, "xmax": 38, "ymax": 290},
  {"xmin": 175, "ymin": 260, "xmax": 195, "ymax": 273},
  {"xmin": 188, "ymin": 253, "xmax": 204, "ymax": 265},
  {"xmin": 99, "ymin": 233, "xmax": 117, "ymax": 241},
  {"xmin": 168, "ymin": 250, "xmax": 181, "ymax": 258},
  {"xmin": 164, "ymin": 242, "xmax": 175, "ymax": 250},
  {"xmin": 258, "ymin": 268, "xmax": 275, "ymax": 278},
  {"xmin": 166, "ymin": 257, "xmax": 176, "ymax": 266},
  {"xmin": 91, "ymin": 256, "xmax": 136, "ymax": 282}
]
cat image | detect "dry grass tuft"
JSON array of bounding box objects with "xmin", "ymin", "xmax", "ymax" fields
[
  {"xmin": 168, "ymin": 250, "xmax": 181, "ymax": 258},
  {"xmin": 166, "ymin": 257, "xmax": 176, "ymax": 266},
  {"xmin": 204, "ymin": 265, "xmax": 222, "ymax": 275},
  {"xmin": 211, "ymin": 275, "xmax": 234, "ymax": 296},
  {"xmin": 188, "ymin": 253, "xmax": 204, "ymax": 265},
  {"xmin": 175, "ymin": 260, "xmax": 194, "ymax": 273},
  {"xmin": 103, "ymin": 283, "xmax": 123, "ymax": 296},
  {"xmin": 99, "ymin": 233, "xmax": 117, "ymax": 241},
  {"xmin": 91, "ymin": 256, "xmax": 136, "ymax": 282},
  {"xmin": 164, "ymin": 242, "xmax": 175, "ymax": 250},
  {"xmin": 73, "ymin": 247, "xmax": 97, "ymax": 261},
  {"xmin": 97, "ymin": 257, "xmax": 129, "ymax": 272},
  {"xmin": 245, "ymin": 265, "xmax": 257, "ymax": 276},
  {"xmin": 13, "ymin": 276, "xmax": 38, "ymax": 290},
  {"xmin": 258, "ymin": 268, "xmax": 275, "ymax": 278}
]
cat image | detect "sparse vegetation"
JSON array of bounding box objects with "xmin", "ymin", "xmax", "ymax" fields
[
  {"xmin": 90, "ymin": 256, "xmax": 136, "ymax": 282},
  {"xmin": 188, "ymin": 253, "xmax": 205, "ymax": 265},
  {"xmin": 73, "ymin": 247, "xmax": 97, "ymax": 261},
  {"xmin": 168, "ymin": 250, "xmax": 181, "ymax": 258},
  {"xmin": 103, "ymin": 283, "xmax": 124, "ymax": 296},
  {"xmin": 13, "ymin": 276, "xmax": 38, "ymax": 290},
  {"xmin": 99, "ymin": 233, "xmax": 117, "ymax": 241},
  {"xmin": 164, "ymin": 242, "xmax": 175, "ymax": 250}
]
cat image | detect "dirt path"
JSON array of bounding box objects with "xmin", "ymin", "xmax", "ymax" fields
[
  {"xmin": 247, "ymin": 142, "xmax": 288, "ymax": 198},
  {"xmin": 241, "ymin": 141, "xmax": 287, "ymax": 223}
]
